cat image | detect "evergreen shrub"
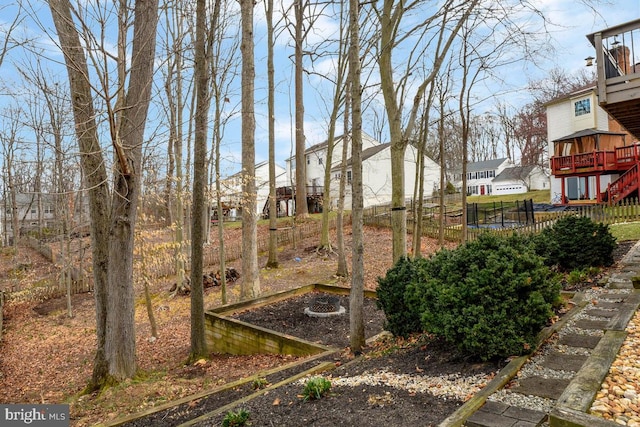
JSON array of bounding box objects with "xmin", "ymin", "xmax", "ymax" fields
[
  {"xmin": 408, "ymin": 233, "xmax": 561, "ymax": 361},
  {"xmin": 376, "ymin": 256, "xmax": 426, "ymax": 338},
  {"xmin": 534, "ymin": 216, "xmax": 617, "ymax": 271}
]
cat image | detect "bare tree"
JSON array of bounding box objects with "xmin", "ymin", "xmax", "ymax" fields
[
  {"xmin": 375, "ymin": 0, "xmax": 480, "ymax": 262},
  {"xmin": 160, "ymin": 0, "xmax": 192, "ymax": 296},
  {"xmin": 0, "ymin": 108, "xmax": 22, "ymax": 250},
  {"xmin": 189, "ymin": 0, "xmax": 217, "ymax": 361},
  {"xmin": 265, "ymin": 0, "xmax": 279, "ymax": 268},
  {"xmin": 209, "ymin": 1, "xmax": 241, "ymax": 303},
  {"xmin": 293, "ymin": 0, "xmax": 309, "ymax": 219},
  {"xmin": 49, "ymin": 0, "xmax": 159, "ymax": 385},
  {"xmin": 349, "ymin": 0, "xmax": 364, "ymax": 354},
  {"xmin": 240, "ymin": 0, "xmax": 260, "ymax": 299}
]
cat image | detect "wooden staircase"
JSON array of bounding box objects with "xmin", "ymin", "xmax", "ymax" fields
[{"xmin": 607, "ymin": 163, "xmax": 640, "ymax": 204}]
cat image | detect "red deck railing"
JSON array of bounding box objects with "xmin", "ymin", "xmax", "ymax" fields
[
  {"xmin": 551, "ymin": 144, "xmax": 640, "ymax": 175},
  {"xmin": 607, "ymin": 163, "xmax": 639, "ymax": 204}
]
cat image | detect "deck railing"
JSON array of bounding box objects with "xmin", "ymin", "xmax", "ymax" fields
[{"xmin": 551, "ymin": 150, "xmax": 619, "ymax": 175}]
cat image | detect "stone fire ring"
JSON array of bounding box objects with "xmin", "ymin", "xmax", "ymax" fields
[{"xmin": 304, "ymin": 295, "xmax": 346, "ymax": 318}]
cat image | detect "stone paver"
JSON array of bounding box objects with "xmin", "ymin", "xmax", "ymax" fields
[
  {"xmin": 508, "ymin": 377, "xmax": 570, "ymax": 400},
  {"xmin": 541, "ymin": 351, "xmax": 587, "ymax": 372},
  {"xmin": 557, "ymin": 333, "xmax": 600, "ymax": 349}
]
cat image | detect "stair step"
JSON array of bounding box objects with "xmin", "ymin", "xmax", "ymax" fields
[
  {"xmin": 508, "ymin": 377, "xmax": 570, "ymax": 400},
  {"xmin": 466, "ymin": 401, "xmax": 547, "ymax": 427}
]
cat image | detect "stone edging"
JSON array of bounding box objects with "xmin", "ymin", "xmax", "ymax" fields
[
  {"xmin": 549, "ymin": 288, "xmax": 640, "ymax": 427},
  {"xmin": 439, "ymin": 292, "xmax": 589, "ymax": 427}
]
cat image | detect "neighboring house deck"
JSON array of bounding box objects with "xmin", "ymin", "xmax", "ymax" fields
[{"xmin": 548, "ymin": 19, "xmax": 640, "ymax": 205}]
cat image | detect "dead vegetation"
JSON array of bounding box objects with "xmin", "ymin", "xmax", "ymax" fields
[{"xmin": 0, "ymin": 225, "xmax": 450, "ymax": 426}]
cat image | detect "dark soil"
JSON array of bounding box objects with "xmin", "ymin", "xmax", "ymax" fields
[
  {"xmin": 231, "ymin": 292, "xmax": 386, "ymax": 349},
  {"xmin": 123, "ymin": 241, "xmax": 638, "ymax": 427},
  {"xmin": 123, "ymin": 293, "xmax": 503, "ymax": 427}
]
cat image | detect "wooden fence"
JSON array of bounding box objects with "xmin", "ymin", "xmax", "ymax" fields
[
  {"xmin": 4, "ymin": 216, "xmax": 349, "ymax": 302},
  {"xmin": 364, "ymin": 197, "xmax": 640, "ymax": 243}
]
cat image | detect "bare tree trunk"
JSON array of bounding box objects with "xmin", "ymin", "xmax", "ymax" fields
[
  {"xmin": 189, "ymin": 0, "xmax": 213, "ymax": 361},
  {"xmin": 294, "ymin": 0, "xmax": 308, "ymax": 219},
  {"xmin": 265, "ymin": 0, "xmax": 279, "ymax": 269},
  {"xmin": 336, "ymin": 81, "xmax": 350, "ymax": 278},
  {"xmin": 349, "ymin": 0, "xmax": 364, "ymax": 354},
  {"xmin": 240, "ymin": 0, "xmax": 260, "ymax": 299},
  {"xmin": 438, "ymin": 80, "xmax": 447, "ymax": 247},
  {"xmin": 50, "ymin": 0, "xmax": 159, "ymax": 384},
  {"xmin": 49, "ymin": 0, "xmax": 111, "ymax": 389},
  {"xmin": 137, "ymin": 232, "xmax": 158, "ymax": 339},
  {"xmin": 106, "ymin": 0, "xmax": 158, "ymax": 380}
]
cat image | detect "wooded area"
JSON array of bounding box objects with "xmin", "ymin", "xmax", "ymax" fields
[{"xmin": 0, "ymin": 0, "xmax": 603, "ymax": 388}]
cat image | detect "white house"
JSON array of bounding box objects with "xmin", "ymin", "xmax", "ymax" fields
[
  {"xmin": 220, "ymin": 161, "xmax": 288, "ymax": 218},
  {"xmin": 492, "ymin": 165, "xmax": 549, "ymax": 195},
  {"xmin": 286, "ymin": 133, "xmax": 380, "ymax": 189},
  {"xmin": 1, "ymin": 193, "xmax": 59, "ymax": 245},
  {"xmin": 465, "ymin": 158, "xmax": 513, "ymax": 196},
  {"xmin": 463, "ymin": 158, "xmax": 548, "ymax": 196},
  {"xmin": 329, "ymin": 143, "xmax": 441, "ymax": 209}
]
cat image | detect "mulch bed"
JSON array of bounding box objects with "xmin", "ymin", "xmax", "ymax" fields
[{"xmin": 122, "ymin": 293, "xmax": 503, "ymax": 426}]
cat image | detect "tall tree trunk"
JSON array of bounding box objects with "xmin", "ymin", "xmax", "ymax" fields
[
  {"xmin": 240, "ymin": 0, "xmax": 260, "ymax": 299},
  {"xmin": 49, "ymin": 0, "xmax": 111, "ymax": 389},
  {"xmin": 335, "ymin": 82, "xmax": 350, "ymax": 279},
  {"xmin": 50, "ymin": 0, "xmax": 159, "ymax": 384},
  {"xmin": 319, "ymin": 8, "xmax": 348, "ymax": 251},
  {"xmin": 189, "ymin": 0, "xmax": 211, "ymax": 361},
  {"xmin": 106, "ymin": 0, "xmax": 159, "ymax": 380},
  {"xmin": 294, "ymin": 0, "xmax": 308, "ymax": 219},
  {"xmin": 265, "ymin": 0, "xmax": 278, "ymax": 269},
  {"xmin": 349, "ymin": 0, "xmax": 364, "ymax": 354}
]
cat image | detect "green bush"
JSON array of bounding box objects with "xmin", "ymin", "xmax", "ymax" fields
[
  {"xmin": 534, "ymin": 216, "xmax": 617, "ymax": 271},
  {"xmin": 222, "ymin": 409, "xmax": 250, "ymax": 427},
  {"xmin": 376, "ymin": 257, "xmax": 425, "ymax": 337},
  {"xmin": 301, "ymin": 376, "xmax": 331, "ymax": 401},
  {"xmin": 409, "ymin": 233, "xmax": 561, "ymax": 361}
]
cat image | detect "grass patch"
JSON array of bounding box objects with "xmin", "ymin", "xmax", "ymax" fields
[
  {"xmin": 609, "ymin": 222, "xmax": 640, "ymax": 242},
  {"xmin": 467, "ymin": 190, "xmax": 550, "ymax": 205}
]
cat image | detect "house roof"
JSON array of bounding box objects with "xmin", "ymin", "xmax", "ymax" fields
[
  {"xmin": 543, "ymin": 85, "xmax": 597, "ymax": 107},
  {"xmin": 467, "ymin": 158, "xmax": 509, "ymax": 172},
  {"xmin": 493, "ymin": 165, "xmax": 537, "ymax": 182},
  {"xmin": 330, "ymin": 143, "xmax": 390, "ymax": 171},
  {"xmin": 286, "ymin": 132, "xmax": 380, "ymax": 159},
  {"xmin": 552, "ymin": 128, "xmax": 627, "ymax": 143}
]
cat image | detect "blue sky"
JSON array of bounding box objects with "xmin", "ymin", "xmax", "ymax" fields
[{"xmin": 0, "ymin": 0, "xmax": 636, "ymax": 179}]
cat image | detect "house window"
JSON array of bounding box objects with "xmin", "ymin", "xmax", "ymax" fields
[
  {"xmin": 318, "ymin": 158, "xmax": 323, "ymax": 165},
  {"xmin": 306, "ymin": 156, "xmax": 310, "ymax": 165},
  {"xmin": 489, "ymin": 170, "xmax": 495, "ymax": 178},
  {"xmin": 31, "ymin": 207, "xmax": 36, "ymax": 214},
  {"xmin": 44, "ymin": 205, "xmax": 53, "ymax": 214},
  {"xmin": 347, "ymin": 170, "xmax": 352, "ymax": 184},
  {"xmin": 574, "ymin": 99, "xmax": 591, "ymax": 116},
  {"xmin": 480, "ymin": 171, "xmax": 486, "ymax": 179}
]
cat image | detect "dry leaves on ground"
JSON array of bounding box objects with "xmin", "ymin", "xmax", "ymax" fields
[{"xmin": 0, "ymin": 224, "xmax": 453, "ymax": 426}]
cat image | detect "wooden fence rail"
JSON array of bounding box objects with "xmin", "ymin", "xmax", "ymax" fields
[
  {"xmin": 364, "ymin": 197, "xmax": 640, "ymax": 243},
  {"xmin": 5, "ymin": 216, "xmax": 350, "ymax": 302}
]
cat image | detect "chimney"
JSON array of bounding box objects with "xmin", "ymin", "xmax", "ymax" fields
[{"xmin": 610, "ymin": 45, "xmax": 631, "ymax": 74}]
